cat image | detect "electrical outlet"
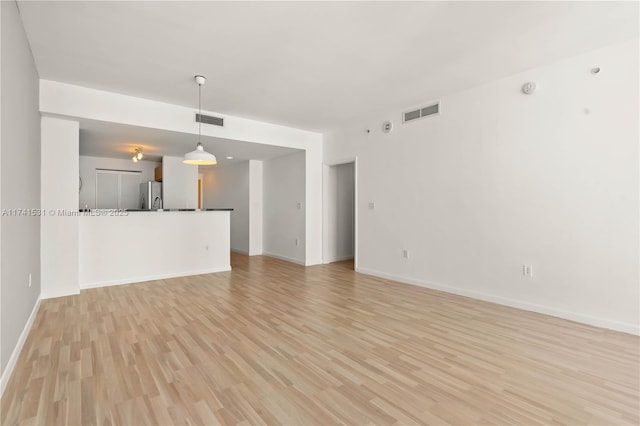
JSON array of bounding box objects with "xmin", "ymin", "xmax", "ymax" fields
[
  {"xmin": 368, "ymin": 202, "xmax": 375, "ymax": 210},
  {"xmin": 403, "ymin": 249, "xmax": 409, "ymax": 259},
  {"xmin": 522, "ymin": 265, "xmax": 533, "ymax": 277},
  {"xmin": 297, "ymin": 202, "xmax": 303, "ymax": 210},
  {"xmin": 295, "ymin": 238, "xmax": 299, "ymax": 246},
  {"xmin": 28, "ymin": 273, "xmax": 32, "ymax": 288}
]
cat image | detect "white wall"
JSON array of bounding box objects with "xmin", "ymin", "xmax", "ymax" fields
[
  {"xmin": 248, "ymin": 160, "xmax": 263, "ymax": 256},
  {"xmin": 324, "ymin": 39, "xmax": 639, "ymax": 334},
  {"xmin": 79, "ymin": 211, "xmax": 230, "ymax": 287},
  {"xmin": 0, "ymin": 0, "xmax": 42, "ymax": 388},
  {"xmin": 263, "ymin": 151, "xmax": 306, "ymax": 264},
  {"xmin": 79, "ymin": 156, "xmax": 159, "ymax": 209},
  {"xmin": 39, "ymin": 80, "xmax": 324, "ymax": 265},
  {"xmin": 325, "ymin": 162, "xmax": 355, "ymax": 262},
  {"xmin": 41, "ymin": 117, "xmax": 80, "ymax": 299},
  {"xmin": 304, "ymin": 143, "xmax": 323, "ymax": 265},
  {"xmin": 162, "ymin": 155, "xmax": 198, "ymax": 209},
  {"xmin": 202, "ymin": 162, "xmax": 250, "ymax": 253}
]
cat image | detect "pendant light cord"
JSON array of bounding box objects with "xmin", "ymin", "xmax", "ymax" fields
[{"xmin": 198, "ymin": 82, "xmax": 202, "ymax": 143}]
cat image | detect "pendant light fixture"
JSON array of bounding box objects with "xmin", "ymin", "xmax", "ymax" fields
[{"xmin": 183, "ymin": 75, "xmax": 217, "ymax": 165}]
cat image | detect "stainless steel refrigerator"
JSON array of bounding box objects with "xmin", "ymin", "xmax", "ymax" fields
[{"xmin": 140, "ymin": 181, "xmax": 163, "ymax": 210}]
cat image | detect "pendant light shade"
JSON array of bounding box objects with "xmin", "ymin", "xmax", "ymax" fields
[
  {"xmin": 183, "ymin": 142, "xmax": 217, "ymax": 165},
  {"xmin": 183, "ymin": 75, "xmax": 217, "ymax": 166}
]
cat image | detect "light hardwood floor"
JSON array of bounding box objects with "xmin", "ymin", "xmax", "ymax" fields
[{"xmin": 1, "ymin": 254, "xmax": 638, "ymax": 425}]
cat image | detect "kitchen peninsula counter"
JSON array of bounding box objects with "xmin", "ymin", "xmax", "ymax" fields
[
  {"xmin": 77, "ymin": 208, "xmax": 233, "ymax": 212},
  {"xmin": 79, "ymin": 209, "xmax": 231, "ymax": 288}
]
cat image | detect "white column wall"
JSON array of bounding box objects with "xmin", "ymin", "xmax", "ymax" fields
[
  {"xmin": 263, "ymin": 152, "xmax": 306, "ymax": 264},
  {"xmin": 248, "ymin": 160, "xmax": 263, "ymax": 256},
  {"xmin": 40, "ymin": 116, "xmax": 80, "ymax": 298},
  {"xmin": 304, "ymin": 144, "xmax": 323, "ymax": 265}
]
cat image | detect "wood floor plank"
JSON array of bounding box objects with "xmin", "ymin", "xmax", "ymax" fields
[{"xmin": 1, "ymin": 253, "xmax": 638, "ymax": 425}]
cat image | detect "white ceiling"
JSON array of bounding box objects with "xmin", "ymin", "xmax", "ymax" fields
[
  {"xmin": 78, "ymin": 119, "xmax": 300, "ymax": 164},
  {"xmin": 18, "ymin": 1, "xmax": 639, "ymax": 132}
]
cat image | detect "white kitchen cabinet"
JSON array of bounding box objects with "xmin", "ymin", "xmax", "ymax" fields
[{"xmin": 95, "ymin": 170, "xmax": 141, "ymax": 209}]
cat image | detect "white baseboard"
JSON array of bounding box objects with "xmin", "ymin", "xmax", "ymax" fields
[
  {"xmin": 80, "ymin": 266, "xmax": 232, "ymax": 290},
  {"xmin": 231, "ymin": 249, "xmax": 249, "ymax": 255},
  {"xmin": 355, "ymin": 266, "xmax": 639, "ymax": 336},
  {"xmin": 1, "ymin": 296, "xmax": 41, "ymax": 398},
  {"xmin": 40, "ymin": 288, "xmax": 80, "ymax": 300},
  {"xmin": 324, "ymin": 255, "xmax": 354, "ymax": 264},
  {"xmin": 262, "ymin": 252, "xmax": 306, "ymax": 266},
  {"xmin": 304, "ymin": 255, "xmax": 323, "ymax": 266}
]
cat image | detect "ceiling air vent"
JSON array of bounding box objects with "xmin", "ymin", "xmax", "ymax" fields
[
  {"xmin": 403, "ymin": 102, "xmax": 440, "ymax": 123},
  {"xmin": 196, "ymin": 113, "xmax": 224, "ymax": 127}
]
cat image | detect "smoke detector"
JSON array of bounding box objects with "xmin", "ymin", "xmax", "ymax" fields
[{"xmin": 522, "ymin": 82, "xmax": 537, "ymax": 95}]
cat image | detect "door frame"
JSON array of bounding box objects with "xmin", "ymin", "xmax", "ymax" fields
[
  {"xmin": 198, "ymin": 172, "xmax": 204, "ymax": 209},
  {"xmin": 323, "ymin": 157, "xmax": 358, "ymax": 268}
]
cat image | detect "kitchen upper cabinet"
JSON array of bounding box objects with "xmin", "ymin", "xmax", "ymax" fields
[{"xmin": 95, "ymin": 170, "xmax": 141, "ymax": 209}]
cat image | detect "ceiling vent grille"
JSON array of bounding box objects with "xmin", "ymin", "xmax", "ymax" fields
[
  {"xmin": 403, "ymin": 102, "xmax": 440, "ymax": 123},
  {"xmin": 196, "ymin": 113, "xmax": 224, "ymax": 127}
]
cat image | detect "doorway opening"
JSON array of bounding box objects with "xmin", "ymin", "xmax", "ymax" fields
[
  {"xmin": 326, "ymin": 161, "xmax": 356, "ymax": 269},
  {"xmin": 198, "ymin": 172, "xmax": 203, "ymax": 209}
]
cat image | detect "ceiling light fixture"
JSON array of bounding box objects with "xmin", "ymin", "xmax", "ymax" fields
[
  {"xmin": 132, "ymin": 147, "xmax": 143, "ymax": 162},
  {"xmin": 226, "ymin": 156, "xmax": 233, "ymax": 159},
  {"xmin": 183, "ymin": 75, "xmax": 217, "ymax": 166}
]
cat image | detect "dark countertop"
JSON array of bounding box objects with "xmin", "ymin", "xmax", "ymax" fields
[
  {"xmin": 78, "ymin": 208, "xmax": 233, "ymax": 212},
  {"xmin": 127, "ymin": 208, "xmax": 234, "ymax": 212}
]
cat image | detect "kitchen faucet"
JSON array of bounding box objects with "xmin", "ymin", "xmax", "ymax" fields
[{"xmin": 152, "ymin": 196, "xmax": 163, "ymax": 210}]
